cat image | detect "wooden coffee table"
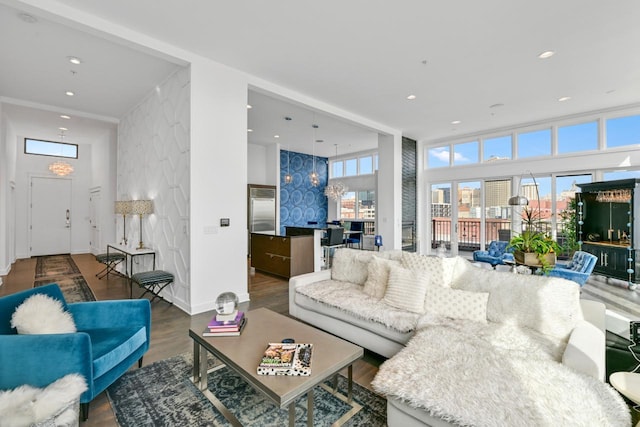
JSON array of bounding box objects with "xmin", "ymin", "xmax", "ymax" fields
[{"xmin": 189, "ymin": 307, "xmax": 364, "ymax": 426}]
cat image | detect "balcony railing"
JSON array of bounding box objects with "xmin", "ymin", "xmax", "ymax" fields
[{"xmin": 432, "ymin": 218, "xmax": 511, "ymax": 251}]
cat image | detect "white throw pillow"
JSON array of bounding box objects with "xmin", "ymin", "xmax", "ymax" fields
[
  {"xmin": 424, "ymin": 286, "xmax": 489, "ymax": 323},
  {"xmin": 451, "ymin": 266, "xmax": 583, "ymax": 340},
  {"xmin": 363, "ymin": 256, "xmax": 401, "ymax": 299},
  {"xmin": 383, "ymin": 265, "xmax": 430, "ymax": 314},
  {"xmin": 401, "ymin": 252, "xmax": 451, "ymax": 287},
  {"xmin": 11, "ymin": 294, "xmax": 76, "ymax": 335},
  {"xmin": 331, "ymin": 248, "xmax": 375, "ymax": 285}
]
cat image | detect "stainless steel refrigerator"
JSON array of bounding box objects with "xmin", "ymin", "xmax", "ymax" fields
[{"xmin": 248, "ymin": 185, "xmax": 277, "ymax": 254}]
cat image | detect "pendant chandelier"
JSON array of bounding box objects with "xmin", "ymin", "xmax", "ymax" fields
[
  {"xmin": 324, "ymin": 144, "xmax": 348, "ymax": 201},
  {"xmin": 284, "ymin": 116, "xmax": 293, "ymax": 184},
  {"xmin": 309, "ymin": 124, "xmax": 319, "ymax": 187},
  {"xmin": 49, "ymin": 160, "xmax": 74, "ymax": 176}
]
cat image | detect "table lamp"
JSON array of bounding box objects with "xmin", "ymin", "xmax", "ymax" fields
[
  {"xmin": 114, "ymin": 201, "xmax": 132, "ymax": 246},
  {"xmin": 131, "ymin": 199, "xmax": 154, "ymax": 249}
]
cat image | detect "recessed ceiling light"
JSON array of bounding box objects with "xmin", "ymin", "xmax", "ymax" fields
[
  {"xmin": 247, "ymin": 129, "xmax": 253, "ymax": 132},
  {"xmin": 406, "ymin": 94, "xmax": 416, "ymax": 100},
  {"xmin": 247, "ymin": 104, "xmax": 252, "ymax": 109},
  {"xmin": 60, "ymin": 115, "xmax": 71, "ymax": 120},
  {"xmin": 67, "ymin": 56, "xmax": 82, "ymax": 65},
  {"xmin": 538, "ymin": 50, "xmax": 555, "ymax": 59},
  {"xmin": 59, "ymin": 127, "xmax": 68, "ymax": 131},
  {"xmin": 274, "ymin": 135, "xmax": 280, "ymax": 138},
  {"xmin": 65, "ymin": 91, "xmax": 74, "ymax": 96},
  {"xmin": 17, "ymin": 13, "xmax": 38, "ymax": 24},
  {"xmin": 558, "ymin": 96, "xmax": 571, "ymax": 102},
  {"xmin": 451, "ymin": 120, "xmax": 461, "ymax": 125}
]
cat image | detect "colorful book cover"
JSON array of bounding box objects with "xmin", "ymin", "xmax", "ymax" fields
[
  {"xmin": 203, "ymin": 318, "xmax": 247, "ymax": 337},
  {"xmin": 257, "ymin": 343, "xmax": 313, "ymax": 376}
]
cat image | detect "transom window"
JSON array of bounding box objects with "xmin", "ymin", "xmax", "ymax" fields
[{"xmin": 25, "ymin": 138, "xmax": 78, "ymax": 159}]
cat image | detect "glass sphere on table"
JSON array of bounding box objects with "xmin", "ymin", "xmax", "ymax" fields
[{"xmin": 215, "ymin": 292, "xmax": 239, "ymax": 315}]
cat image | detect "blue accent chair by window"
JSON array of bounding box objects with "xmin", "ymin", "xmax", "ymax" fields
[
  {"xmin": 547, "ymin": 250, "xmax": 598, "ymax": 287},
  {"xmin": 0, "ymin": 283, "xmax": 151, "ymax": 420},
  {"xmin": 345, "ymin": 221, "xmax": 363, "ymax": 249},
  {"xmin": 473, "ymin": 240, "xmax": 514, "ymax": 268}
]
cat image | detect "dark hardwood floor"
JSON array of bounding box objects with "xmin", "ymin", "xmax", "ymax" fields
[{"xmin": 0, "ymin": 254, "xmax": 384, "ymax": 426}]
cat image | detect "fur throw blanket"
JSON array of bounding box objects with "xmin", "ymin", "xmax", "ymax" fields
[
  {"xmin": 0, "ymin": 374, "xmax": 87, "ymax": 427},
  {"xmin": 372, "ymin": 315, "xmax": 630, "ymax": 427},
  {"xmin": 295, "ymin": 279, "xmax": 419, "ymax": 332}
]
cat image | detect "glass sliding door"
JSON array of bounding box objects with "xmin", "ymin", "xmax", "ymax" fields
[
  {"xmin": 431, "ymin": 183, "xmax": 452, "ymax": 254},
  {"xmin": 457, "ymin": 181, "xmax": 481, "ymax": 255},
  {"xmin": 484, "ymin": 179, "xmax": 512, "ymax": 244}
]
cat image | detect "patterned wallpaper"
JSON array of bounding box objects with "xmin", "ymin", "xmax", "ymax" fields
[
  {"xmin": 279, "ymin": 150, "xmax": 328, "ymax": 234},
  {"xmin": 117, "ymin": 67, "xmax": 190, "ymax": 307}
]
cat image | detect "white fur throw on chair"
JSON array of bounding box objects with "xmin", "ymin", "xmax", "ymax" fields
[{"xmin": 0, "ymin": 374, "xmax": 87, "ymax": 427}]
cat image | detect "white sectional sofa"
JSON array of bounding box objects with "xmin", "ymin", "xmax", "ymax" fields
[{"xmin": 289, "ymin": 248, "xmax": 630, "ymax": 426}]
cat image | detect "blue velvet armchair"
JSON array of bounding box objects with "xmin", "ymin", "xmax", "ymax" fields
[
  {"xmin": 0, "ymin": 283, "xmax": 151, "ymax": 419},
  {"xmin": 473, "ymin": 240, "xmax": 515, "ymax": 268},
  {"xmin": 547, "ymin": 250, "xmax": 598, "ymax": 286}
]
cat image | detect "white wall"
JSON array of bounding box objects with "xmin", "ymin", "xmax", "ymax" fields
[
  {"xmin": 377, "ymin": 133, "xmax": 403, "ymax": 249},
  {"xmin": 14, "ymin": 138, "xmax": 92, "ymax": 258},
  {"xmin": 247, "ymin": 143, "xmax": 268, "ymax": 185},
  {"xmin": 117, "ymin": 66, "xmax": 191, "ymax": 311},
  {"xmin": 189, "ymin": 57, "xmax": 249, "ymax": 314},
  {"xmin": 90, "ymin": 127, "xmax": 118, "ymax": 252},
  {"xmin": 0, "ymin": 103, "xmax": 6, "ymax": 276}
]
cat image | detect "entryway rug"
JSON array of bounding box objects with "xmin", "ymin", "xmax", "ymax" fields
[
  {"xmin": 107, "ymin": 353, "xmax": 387, "ymax": 427},
  {"xmin": 33, "ymin": 254, "xmax": 96, "ymax": 302}
]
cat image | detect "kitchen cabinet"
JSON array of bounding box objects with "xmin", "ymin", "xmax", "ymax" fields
[
  {"xmin": 250, "ymin": 233, "xmax": 314, "ymax": 278},
  {"xmin": 577, "ymin": 179, "xmax": 640, "ymax": 288}
]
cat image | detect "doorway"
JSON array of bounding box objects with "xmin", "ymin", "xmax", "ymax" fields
[{"xmin": 30, "ymin": 177, "xmax": 72, "ymax": 256}]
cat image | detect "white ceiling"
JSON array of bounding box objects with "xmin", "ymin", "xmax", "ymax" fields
[{"xmin": 2, "ymin": 0, "xmax": 640, "ymax": 155}]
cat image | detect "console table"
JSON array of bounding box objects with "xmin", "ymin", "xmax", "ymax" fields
[{"xmin": 106, "ymin": 244, "xmax": 156, "ymax": 279}]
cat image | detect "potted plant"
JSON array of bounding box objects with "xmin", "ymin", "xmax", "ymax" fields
[
  {"xmin": 508, "ymin": 230, "xmax": 560, "ymax": 272},
  {"xmin": 509, "ymin": 207, "xmax": 560, "ymax": 272}
]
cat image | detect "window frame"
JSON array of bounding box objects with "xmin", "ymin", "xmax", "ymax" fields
[{"xmin": 24, "ymin": 138, "xmax": 78, "ymax": 159}]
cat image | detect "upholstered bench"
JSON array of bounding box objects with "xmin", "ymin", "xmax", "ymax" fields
[
  {"xmin": 95, "ymin": 252, "xmax": 126, "ymax": 279},
  {"xmin": 130, "ymin": 270, "xmax": 174, "ymax": 304}
]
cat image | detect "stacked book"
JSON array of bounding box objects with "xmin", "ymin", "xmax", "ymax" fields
[
  {"xmin": 257, "ymin": 342, "xmax": 313, "ymax": 376},
  {"xmin": 203, "ymin": 311, "xmax": 246, "ymax": 337}
]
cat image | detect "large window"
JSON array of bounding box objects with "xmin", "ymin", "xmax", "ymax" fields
[
  {"xmin": 606, "ymin": 115, "xmax": 640, "ymax": 148},
  {"xmin": 24, "ymin": 138, "xmax": 78, "ymax": 158},
  {"xmin": 428, "ymin": 146, "xmax": 450, "ymax": 168},
  {"xmin": 558, "ymin": 122, "xmax": 598, "ymax": 154},
  {"xmin": 518, "ymin": 129, "xmax": 551, "ymax": 158},
  {"xmin": 330, "ymin": 153, "xmax": 377, "ymax": 178},
  {"xmin": 453, "ymin": 141, "xmax": 478, "ymax": 166},
  {"xmin": 483, "ymin": 135, "xmax": 512, "ymax": 162},
  {"xmin": 340, "ymin": 190, "xmax": 375, "ymax": 219}
]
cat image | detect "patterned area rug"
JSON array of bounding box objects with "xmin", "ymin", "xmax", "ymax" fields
[
  {"xmin": 33, "ymin": 255, "xmax": 96, "ymax": 302},
  {"xmin": 108, "ymin": 353, "xmax": 387, "ymax": 427}
]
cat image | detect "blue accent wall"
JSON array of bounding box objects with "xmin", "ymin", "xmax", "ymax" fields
[{"xmin": 280, "ymin": 150, "xmax": 328, "ymax": 235}]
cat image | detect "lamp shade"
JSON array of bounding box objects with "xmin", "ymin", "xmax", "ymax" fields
[
  {"xmin": 114, "ymin": 200, "xmax": 132, "ymax": 215},
  {"xmin": 508, "ymin": 195, "xmax": 529, "ymax": 206},
  {"xmin": 131, "ymin": 200, "xmax": 154, "ymax": 215}
]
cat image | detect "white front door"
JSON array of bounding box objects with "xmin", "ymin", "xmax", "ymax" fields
[
  {"xmin": 30, "ymin": 177, "xmax": 72, "ymax": 256},
  {"xmin": 89, "ymin": 189, "xmax": 101, "ymax": 254}
]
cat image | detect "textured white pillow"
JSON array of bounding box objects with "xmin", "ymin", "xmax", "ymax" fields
[
  {"xmin": 11, "ymin": 294, "xmax": 76, "ymax": 335},
  {"xmin": 451, "ymin": 266, "xmax": 583, "ymax": 340},
  {"xmin": 401, "ymin": 252, "xmax": 451, "ymax": 287},
  {"xmin": 363, "ymin": 256, "xmax": 401, "ymax": 299},
  {"xmin": 383, "ymin": 265, "xmax": 430, "ymax": 313},
  {"xmin": 331, "ymin": 248, "xmax": 375, "ymax": 285},
  {"xmin": 424, "ymin": 286, "xmax": 489, "ymax": 323}
]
